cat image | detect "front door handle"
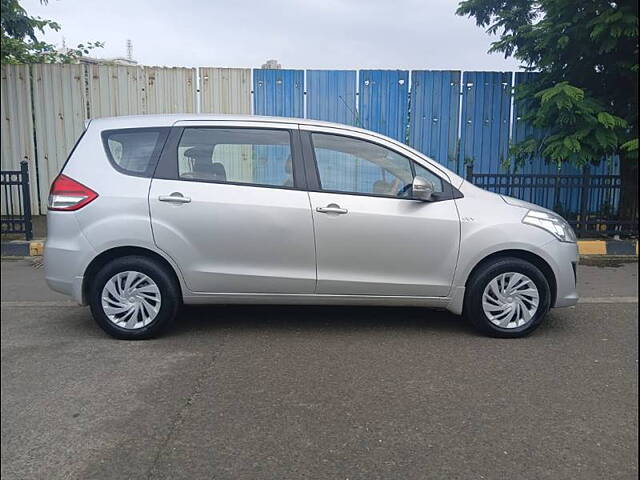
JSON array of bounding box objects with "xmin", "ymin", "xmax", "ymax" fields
[
  {"xmin": 159, "ymin": 193, "xmax": 191, "ymax": 204},
  {"xmin": 316, "ymin": 204, "xmax": 348, "ymax": 215}
]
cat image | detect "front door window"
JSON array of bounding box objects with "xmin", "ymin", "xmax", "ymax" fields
[{"xmin": 311, "ymin": 133, "xmax": 443, "ymax": 197}]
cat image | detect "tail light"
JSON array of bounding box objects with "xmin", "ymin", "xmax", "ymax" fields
[{"xmin": 48, "ymin": 174, "xmax": 98, "ymax": 211}]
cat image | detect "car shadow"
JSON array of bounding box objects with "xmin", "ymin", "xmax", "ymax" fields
[{"xmin": 170, "ymin": 304, "xmax": 475, "ymax": 337}]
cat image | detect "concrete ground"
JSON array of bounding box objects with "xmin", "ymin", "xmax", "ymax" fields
[{"xmin": 1, "ymin": 258, "xmax": 637, "ymax": 480}]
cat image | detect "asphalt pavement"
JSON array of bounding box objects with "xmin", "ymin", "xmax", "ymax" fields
[{"xmin": 1, "ymin": 258, "xmax": 638, "ymax": 480}]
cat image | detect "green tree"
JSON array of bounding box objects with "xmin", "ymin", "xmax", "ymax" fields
[
  {"xmin": 457, "ymin": 0, "xmax": 638, "ymax": 218},
  {"xmin": 1, "ymin": 0, "xmax": 103, "ymax": 63}
]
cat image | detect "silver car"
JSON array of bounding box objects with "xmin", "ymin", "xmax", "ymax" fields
[{"xmin": 44, "ymin": 115, "xmax": 579, "ymax": 339}]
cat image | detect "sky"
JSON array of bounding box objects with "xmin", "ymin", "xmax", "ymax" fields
[{"xmin": 22, "ymin": 0, "xmax": 522, "ymax": 71}]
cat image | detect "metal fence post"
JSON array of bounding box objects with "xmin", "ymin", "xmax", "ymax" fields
[
  {"xmin": 579, "ymin": 166, "xmax": 591, "ymax": 237},
  {"xmin": 466, "ymin": 164, "xmax": 473, "ymax": 182},
  {"xmin": 20, "ymin": 160, "xmax": 33, "ymax": 241}
]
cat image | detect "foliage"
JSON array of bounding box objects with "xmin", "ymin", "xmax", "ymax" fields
[
  {"xmin": 513, "ymin": 81, "xmax": 628, "ymax": 167},
  {"xmin": 1, "ymin": 0, "xmax": 103, "ymax": 64},
  {"xmin": 456, "ymin": 0, "xmax": 638, "ymax": 169}
]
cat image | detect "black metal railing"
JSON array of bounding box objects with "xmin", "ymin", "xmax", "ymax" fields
[
  {"xmin": 1, "ymin": 161, "xmax": 33, "ymax": 241},
  {"xmin": 466, "ymin": 165, "xmax": 638, "ymax": 238}
]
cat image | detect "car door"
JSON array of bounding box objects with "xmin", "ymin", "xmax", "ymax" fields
[
  {"xmin": 149, "ymin": 121, "xmax": 316, "ymax": 294},
  {"xmin": 301, "ymin": 126, "xmax": 461, "ymax": 297}
]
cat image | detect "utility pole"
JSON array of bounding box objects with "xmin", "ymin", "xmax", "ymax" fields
[{"xmin": 126, "ymin": 39, "xmax": 133, "ymax": 61}]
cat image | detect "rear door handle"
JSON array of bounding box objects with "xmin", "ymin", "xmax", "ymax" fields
[
  {"xmin": 159, "ymin": 193, "xmax": 191, "ymax": 204},
  {"xmin": 316, "ymin": 204, "xmax": 348, "ymax": 215}
]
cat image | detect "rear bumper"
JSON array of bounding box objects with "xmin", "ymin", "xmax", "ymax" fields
[
  {"xmin": 43, "ymin": 212, "xmax": 95, "ymax": 305},
  {"xmin": 45, "ymin": 273, "xmax": 85, "ymax": 304}
]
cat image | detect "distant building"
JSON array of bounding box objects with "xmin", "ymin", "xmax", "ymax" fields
[
  {"xmin": 261, "ymin": 59, "xmax": 281, "ymax": 69},
  {"xmin": 57, "ymin": 39, "xmax": 138, "ymax": 66},
  {"xmin": 76, "ymin": 55, "xmax": 138, "ymax": 66}
]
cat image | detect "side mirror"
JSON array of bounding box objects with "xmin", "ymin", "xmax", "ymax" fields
[{"xmin": 412, "ymin": 176, "xmax": 435, "ymax": 201}]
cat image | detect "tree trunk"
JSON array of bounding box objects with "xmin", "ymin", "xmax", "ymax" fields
[{"xmin": 619, "ymin": 152, "xmax": 638, "ymax": 234}]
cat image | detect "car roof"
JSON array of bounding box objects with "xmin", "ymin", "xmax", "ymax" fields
[{"xmin": 89, "ymin": 114, "xmax": 360, "ymax": 130}]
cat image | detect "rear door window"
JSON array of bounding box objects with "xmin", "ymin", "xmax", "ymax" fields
[
  {"xmin": 102, "ymin": 128, "xmax": 169, "ymax": 176},
  {"xmin": 177, "ymin": 128, "xmax": 294, "ymax": 188}
]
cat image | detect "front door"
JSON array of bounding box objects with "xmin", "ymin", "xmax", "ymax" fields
[
  {"xmin": 149, "ymin": 124, "xmax": 316, "ymax": 294},
  {"xmin": 304, "ymin": 129, "xmax": 460, "ymax": 297}
]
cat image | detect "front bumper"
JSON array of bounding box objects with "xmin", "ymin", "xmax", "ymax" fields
[{"xmin": 543, "ymin": 239, "xmax": 579, "ymax": 308}]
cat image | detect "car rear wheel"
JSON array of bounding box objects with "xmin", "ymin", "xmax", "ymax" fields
[
  {"xmin": 464, "ymin": 257, "xmax": 551, "ymax": 338},
  {"xmin": 89, "ymin": 255, "xmax": 180, "ymax": 339}
]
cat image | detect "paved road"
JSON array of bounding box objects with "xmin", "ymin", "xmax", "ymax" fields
[{"xmin": 1, "ymin": 259, "xmax": 638, "ymax": 479}]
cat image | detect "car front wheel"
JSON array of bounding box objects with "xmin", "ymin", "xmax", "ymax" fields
[{"xmin": 464, "ymin": 257, "xmax": 551, "ymax": 338}]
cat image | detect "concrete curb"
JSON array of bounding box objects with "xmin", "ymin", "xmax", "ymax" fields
[
  {"xmin": 577, "ymin": 239, "xmax": 638, "ymax": 256},
  {"xmin": 2, "ymin": 239, "xmax": 637, "ymax": 258},
  {"xmin": 1, "ymin": 240, "xmax": 44, "ymax": 257}
]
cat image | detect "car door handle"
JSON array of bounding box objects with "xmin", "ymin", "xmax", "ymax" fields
[
  {"xmin": 159, "ymin": 193, "xmax": 191, "ymax": 204},
  {"xmin": 316, "ymin": 204, "xmax": 348, "ymax": 214}
]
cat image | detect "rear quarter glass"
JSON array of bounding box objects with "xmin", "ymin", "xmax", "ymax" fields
[{"xmin": 101, "ymin": 127, "xmax": 170, "ymax": 177}]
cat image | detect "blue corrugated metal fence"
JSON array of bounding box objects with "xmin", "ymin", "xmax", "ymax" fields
[
  {"xmin": 408, "ymin": 71, "xmax": 461, "ymax": 173},
  {"xmin": 358, "ymin": 70, "xmax": 409, "ymax": 142},
  {"xmin": 247, "ymin": 67, "xmax": 619, "ymax": 215},
  {"xmin": 253, "ymin": 69, "xmax": 304, "ymax": 118},
  {"xmin": 306, "ymin": 70, "xmax": 357, "ymax": 125},
  {"xmin": 459, "ymin": 71, "xmax": 512, "ymax": 176}
]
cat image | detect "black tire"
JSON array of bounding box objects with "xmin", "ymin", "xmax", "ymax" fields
[
  {"xmin": 463, "ymin": 257, "xmax": 551, "ymax": 338},
  {"xmin": 88, "ymin": 255, "xmax": 180, "ymax": 340}
]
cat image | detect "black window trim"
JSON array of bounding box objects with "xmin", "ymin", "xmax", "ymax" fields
[
  {"xmin": 153, "ymin": 126, "xmax": 308, "ymax": 192},
  {"xmin": 301, "ymin": 129, "xmax": 462, "ymax": 202},
  {"xmin": 101, "ymin": 127, "xmax": 171, "ymax": 178}
]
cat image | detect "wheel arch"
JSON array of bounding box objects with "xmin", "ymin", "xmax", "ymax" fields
[
  {"xmin": 82, "ymin": 246, "xmax": 184, "ymax": 305},
  {"xmin": 464, "ymin": 249, "xmax": 557, "ymax": 306}
]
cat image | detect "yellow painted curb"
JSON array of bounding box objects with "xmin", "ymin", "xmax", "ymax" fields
[
  {"xmin": 17, "ymin": 239, "xmax": 636, "ymax": 257},
  {"xmin": 29, "ymin": 241, "xmax": 44, "ymax": 256},
  {"xmin": 577, "ymin": 240, "xmax": 607, "ymax": 255}
]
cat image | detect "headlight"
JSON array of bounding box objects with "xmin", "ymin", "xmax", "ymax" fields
[{"xmin": 522, "ymin": 210, "xmax": 577, "ymax": 243}]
